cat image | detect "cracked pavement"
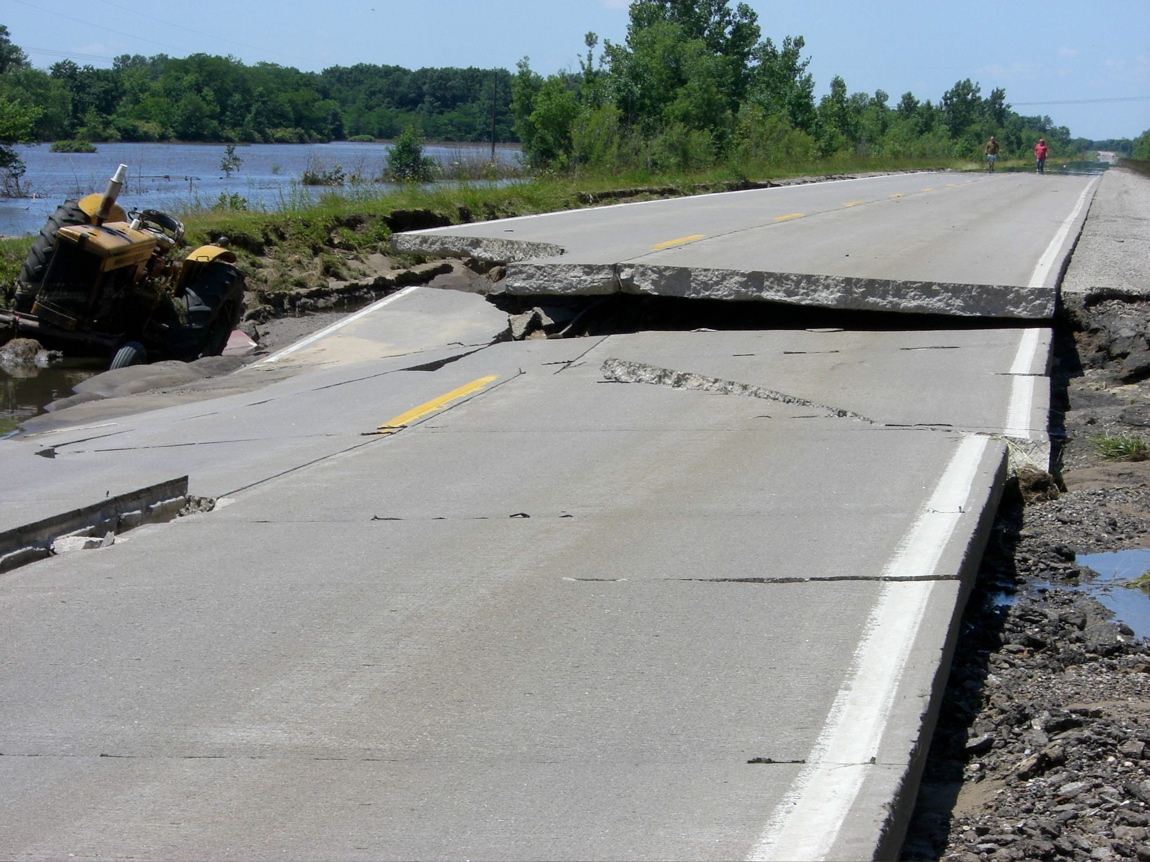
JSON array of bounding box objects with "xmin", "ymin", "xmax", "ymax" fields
[
  {"xmin": 0, "ymin": 280, "xmax": 1053, "ymax": 860},
  {"xmin": 0, "ymin": 166, "xmax": 1105, "ymax": 860},
  {"xmin": 393, "ymin": 171, "xmax": 1097, "ymax": 319}
]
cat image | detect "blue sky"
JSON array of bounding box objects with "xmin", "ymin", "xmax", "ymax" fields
[{"xmin": 5, "ymin": 0, "xmax": 1148, "ymax": 140}]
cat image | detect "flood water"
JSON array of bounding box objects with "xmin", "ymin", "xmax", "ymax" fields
[
  {"xmin": 1, "ymin": 140, "xmax": 520, "ymax": 428},
  {"xmin": 997, "ymin": 549, "xmax": 1150, "ymax": 642},
  {"xmin": 0, "ymin": 140, "xmax": 520, "ymax": 237},
  {"xmin": 1075, "ymin": 548, "xmax": 1150, "ymax": 640}
]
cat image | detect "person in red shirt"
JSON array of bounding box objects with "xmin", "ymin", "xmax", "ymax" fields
[{"xmin": 1035, "ymin": 139, "xmax": 1049, "ymax": 174}]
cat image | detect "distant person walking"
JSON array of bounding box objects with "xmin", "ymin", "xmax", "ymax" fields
[
  {"xmin": 1035, "ymin": 138, "xmax": 1049, "ymax": 174},
  {"xmin": 984, "ymin": 135, "xmax": 999, "ymax": 171}
]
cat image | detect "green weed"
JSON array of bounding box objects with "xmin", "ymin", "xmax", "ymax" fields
[
  {"xmin": 1091, "ymin": 434, "xmax": 1150, "ymax": 461},
  {"xmin": 1123, "ymin": 570, "xmax": 1150, "ymax": 592}
]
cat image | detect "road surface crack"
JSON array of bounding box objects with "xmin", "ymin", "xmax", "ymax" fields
[
  {"xmin": 600, "ymin": 358, "xmax": 878, "ymax": 423},
  {"xmin": 675, "ymin": 575, "xmax": 959, "ymax": 584}
]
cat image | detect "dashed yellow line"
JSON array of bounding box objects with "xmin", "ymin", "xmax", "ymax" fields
[
  {"xmin": 375, "ymin": 375, "xmax": 498, "ymax": 435},
  {"xmin": 651, "ymin": 234, "xmax": 705, "ymax": 251},
  {"xmin": 842, "ymin": 201, "xmax": 863, "ymax": 207},
  {"xmin": 890, "ymin": 193, "xmax": 904, "ymax": 198},
  {"xmin": 774, "ymin": 213, "xmax": 804, "ymax": 222}
]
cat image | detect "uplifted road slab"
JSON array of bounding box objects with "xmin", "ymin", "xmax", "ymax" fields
[{"xmin": 394, "ymin": 171, "xmax": 1100, "ymax": 318}]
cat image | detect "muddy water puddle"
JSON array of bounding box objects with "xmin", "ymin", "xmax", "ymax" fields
[{"xmin": 1, "ymin": 359, "xmax": 106, "ymax": 436}]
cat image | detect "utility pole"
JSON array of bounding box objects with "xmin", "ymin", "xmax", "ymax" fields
[{"xmin": 491, "ymin": 69, "xmax": 498, "ymax": 163}]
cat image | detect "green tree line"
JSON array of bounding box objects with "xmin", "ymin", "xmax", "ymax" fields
[
  {"xmin": 511, "ymin": 0, "xmax": 1123, "ymax": 173},
  {"xmin": 2, "ymin": 2, "xmax": 1144, "ymax": 186},
  {"xmin": 0, "ymin": 25, "xmax": 514, "ymax": 147}
]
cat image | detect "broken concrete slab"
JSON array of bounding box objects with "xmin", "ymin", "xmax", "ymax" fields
[
  {"xmin": 500, "ymin": 262, "xmax": 1057, "ymax": 319},
  {"xmin": 394, "ymin": 172, "xmax": 1100, "ymax": 320},
  {"xmin": 391, "ymin": 232, "xmax": 565, "ymax": 263},
  {"xmin": 0, "ymin": 477, "xmax": 186, "ymax": 571}
]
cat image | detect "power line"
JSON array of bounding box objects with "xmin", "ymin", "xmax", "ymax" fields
[
  {"xmin": 23, "ymin": 47, "xmax": 122, "ymax": 66},
  {"xmin": 91, "ymin": 0, "xmax": 318, "ymax": 67},
  {"xmin": 10, "ymin": 0, "xmax": 198, "ymax": 56}
]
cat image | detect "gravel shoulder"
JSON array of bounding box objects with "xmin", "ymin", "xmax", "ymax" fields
[{"xmin": 901, "ymin": 166, "xmax": 1150, "ymax": 862}]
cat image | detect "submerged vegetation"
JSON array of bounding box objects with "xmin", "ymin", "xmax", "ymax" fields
[{"xmin": 47, "ymin": 139, "xmax": 96, "ymax": 153}]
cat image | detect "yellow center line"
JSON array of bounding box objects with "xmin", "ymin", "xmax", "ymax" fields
[
  {"xmin": 774, "ymin": 213, "xmax": 804, "ymax": 222},
  {"xmin": 842, "ymin": 201, "xmax": 863, "ymax": 207},
  {"xmin": 921, "ymin": 187, "xmax": 934, "ymax": 192},
  {"xmin": 651, "ymin": 234, "xmax": 705, "ymax": 251},
  {"xmin": 375, "ymin": 375, "xmax": 498, "ymax": 434},
  {"xmin": 890, "ymin": 193, "xmax": 904, "ymax": 198}
]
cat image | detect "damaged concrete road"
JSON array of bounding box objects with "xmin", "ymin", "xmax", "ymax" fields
[
  {"xmin": 0, "ymin": 270, "xmax": 1051, "ymax": 861},
  {"xmin": 0, "ymin": 288, "xmax": 514, "ymax": 535},
  {"xmin": 392, "ymin": 171, "xmax": 1099, "ymax": 319}
]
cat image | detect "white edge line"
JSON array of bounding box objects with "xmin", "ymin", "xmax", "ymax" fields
[
  {"xmin": 750, "ymin": 434, "xmax": 990, "ymax": 862},
  {"xmin": 1005, "ymin": 376, "xmax": 1036, "ymax": 439},
  {"xmin": 1027, "ymin": 177, "xmax": 1099, "ymax": 289},
  {"xmin": 1005, "ymin": 327, "xmax": 1044, "ymax": 438},
  {"xmin": 1009, "ymin": 328, "xmax": 1041, "ymax": 376},
  {"xmin": 249, "ymin": 285, "xmax": 423, "ymax": 366}
]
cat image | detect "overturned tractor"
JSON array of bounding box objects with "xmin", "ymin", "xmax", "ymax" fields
[{"xmin": 2, "ymin": 164, "xmax": 245, "ymax": 369}]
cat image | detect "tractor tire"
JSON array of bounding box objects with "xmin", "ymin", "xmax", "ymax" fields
[
  {"xmin": 110, "ymin": 341, "xmax": 146, "ymax": 370},
  {"xmin": 17, "ymin": 200, "xmax": 91, "ymax": 302},
  {"xmin": 165, "ymin": 262, "xmax": 246, "ymax": 362}
]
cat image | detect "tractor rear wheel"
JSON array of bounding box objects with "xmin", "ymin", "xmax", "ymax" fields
[
  {"xmin": 16, "ymin": 201, "xmax": 91, "ymax": 312},
  {"xmin": 110, "ymin": 341, "xmax": 146, "ymax": 370},
  {"xmin": 165, "ymin": 262, "xmax": 245, "ymax": 362}
]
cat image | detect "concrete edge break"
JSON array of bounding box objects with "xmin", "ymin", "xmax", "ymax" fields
[
  {"xmin": 0, "ymin": 476, "xmax": 190, "ymax": 574},
  {"xmin": 391, "ymin": 232, "xmax": 566, "ymax": 263},
  {"xmin": 501, "ymin": 262, "xmax": 1057, "ymax": 320}
]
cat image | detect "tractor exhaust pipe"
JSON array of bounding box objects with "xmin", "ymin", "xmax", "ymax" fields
[{"xmin": 95, "ymin": 164, "xmax": 128, "ymax": 224}]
